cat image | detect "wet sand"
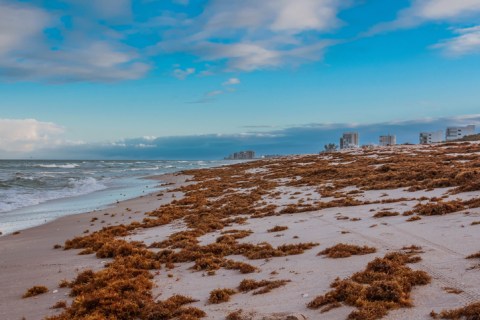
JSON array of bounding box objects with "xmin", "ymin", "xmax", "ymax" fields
[{"xmin": 0, "ymin": 173, "xmax": 189, "ymax": 320}]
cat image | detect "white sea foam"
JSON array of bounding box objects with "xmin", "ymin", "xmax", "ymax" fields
[
  {"xmin": 128, "ymin": 166, "xmax": 160, "ymax": 171},
  {"xmin": 0, "ymin": 177, "xmax": 107, "ymax": 213},
  {"xmin": 35, "ymin": 163, "xmax": 80, "ymax": 169},
  {"xmin": 0, "ymin": 159, "xmax": 226, "ymax": 234}
]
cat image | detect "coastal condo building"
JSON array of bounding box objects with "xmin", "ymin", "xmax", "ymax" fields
[
  {"xmin": 419, "ymin": 130, "xmax": 443, "ymax": 144},
  {"xmin": 340, "ymin": 132, "xmax": 359, "ymax": 149},
  {"xmin": 225, "ymin": 150, "xmax": 255, "ymax": 160},
  {"xmin": 445, "ymin": 125, "xmax": 475, "ymax": 141},
  {"xmin": 379, "ymin": 135, "xmax": 396, "ymax": 146}
]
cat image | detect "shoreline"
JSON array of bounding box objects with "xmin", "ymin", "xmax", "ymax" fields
[
  {"xmin": 1, "ymin": 145, "xmax": 480, "ymax": 319},
  {"xmin": 0, "ymin": 171, "xmax": 188, "ymax": 237},
  {"xmin": 0, "ymin": 159, "xmax": 232, "ymax": 236},
  {"xmin": 0, "ymin": 173, "xmax": 191, "ymax": 320}
]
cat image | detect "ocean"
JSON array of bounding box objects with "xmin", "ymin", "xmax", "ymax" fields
[{"xmin": 0, "ymin": 159, "xmax": 229, "ymax": 235}]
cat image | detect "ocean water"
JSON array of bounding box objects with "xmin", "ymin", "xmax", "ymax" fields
[{"xmin": 0, "ymin": 160, "xmax": 228, "ymax": 235}]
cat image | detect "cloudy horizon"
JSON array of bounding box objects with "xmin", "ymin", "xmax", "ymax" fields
[
  {"xmin": 1, "ymin": 0, "xmax": 480, "ymax": 159},
  {"xmin": 2, "ymin": 113, "xmax": 479, "ymax": 160}
]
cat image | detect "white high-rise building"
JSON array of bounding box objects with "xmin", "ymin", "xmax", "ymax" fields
[
  {"xmin": 379, "ymin": 135, "xmax": 396, "ymax": 146},
  {"xmin": 225, "ymin": 150, "xmax": 255, "ymax": 160},
  {"xmin": 340, "ymin": 132, "xmax": 359, "ymax": 149},
  {"xmin": 445, "ymin": 125, "xmax": 475, "ymax": 141},
  {"xmin": 419, "ymin": 131, "xmax": 443, "ymax": 144}
]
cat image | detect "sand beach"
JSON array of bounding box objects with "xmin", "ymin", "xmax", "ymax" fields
[{"xmin": 1, "ymin": 143, "xmax": 480, "ymax": 320}]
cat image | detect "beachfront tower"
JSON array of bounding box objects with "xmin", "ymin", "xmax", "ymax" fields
[
  {"xmin": 419, "ymin": 131, "xmax": 443, "ymax": 144},
  {"xmin": 225, "ymin": 150, "xmax": 256, "ymax": 160},
  {"xmin": 379, "ymin": 135, "xmax": 396, "ymax": 146},
  {"xmin": 340, "ymin": 132, "xmax": 359, "ymax": 149},
  {"xmin": 445, "ymin": 125, "xmax": 475, "ymax": 141}
]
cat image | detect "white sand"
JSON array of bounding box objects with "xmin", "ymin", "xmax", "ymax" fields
[{"xmin": 1, "ymin": 150, "xmax": 480, "ymax": 320}]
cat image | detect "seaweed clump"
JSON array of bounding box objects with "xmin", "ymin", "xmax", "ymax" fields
[
  {"xmin": 307, "ymin": 252, "xmax": 430, "ymax": 320},
  {"xmin": 238, "ymin": 279, "xmax": 290, "ymax": 295},
  {"xmin": 226, "ymin": 309, "xmax": 245, "ymax": 320},
  {"xmin": 267, "ymin": 225, "xmax": 289, "ymax": 232},
  {"xmin": 46, "ymin": 264, "xmax": 204, "ymax": 320},
  {"xmin": 208, "ymin": 288, "xmax": 237, "ymax": 304},
  {"xmin": 318, "ymin": 243, "xmax": 377, "ymax": 258},
  {"xmin": 22, "ymin": 285, "xmax": 48, "ymax": 298},
  {"xmin": 431, "ymin": 301, "xmax": 480, "ymax": 319},
  {"xmin": 466, "ymin": 251, "xmax": 480, "ymax": 259},
  {"xmin": 408, "ymin": 200, "xmax": 464, "ymax": 216},
  {"xmin": 373, "ymin": 211, "xmax": 399, "ymax": 218},
  {"xmin": 51, "ymin": 301, "xmax": 67, "ymax": 309}
]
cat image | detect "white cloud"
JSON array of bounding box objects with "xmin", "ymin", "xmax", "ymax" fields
[
  {"xmin": 191, "ymin": 89, "xmax": 225, "ymax": 104},
  {"xmin": 155, "ymin": 0, "xmax": 348, "ymax": 71},
  {"xmin": 135, "ymin": 143, "xmax": 156, "ymax": 148},
  {"xmin": 197, "ymin": 42, "xmax": 282, "ymax": 71},
  {"xmin": 413, "ymin": 0, "xmax": 480, "ymax": 20},
  {"xmin": 173, "ymin": 67, "xmax": 195, "ymax": 80},
  {"xmin": 199, "ymin": 0, "xmax": 345, "ymax": 35},
  {"xmin": 0, "ymin": 0, "xmax": 346, "ymax": 81},
  {"xmin": 207, "ymin": 90, "xmax": 224, "ymax": 97},
  {"xmin": 110, "ymin": 141, "xmax": 127, "ymax": 147},
  {"xmin": 433, "ymin": 26, "xmax": 480, "ymax": 56},
  {"xmin": 370, "ymin": 0, "xmax": 480, "ymax": 34},
  {"xmin": 0, "ymin": 2, "xmax": 49, "ymax": 55},
  {"xmin": 192, "ymin": 76, "xmax": 243, "ymax": 103},
  {"xmin": 223, "ymin": 78, "xmax": 240, "ymax": 85},
  {"xmin": 0, "ymin": 1, "xmax": 148, "ymax": 82},
  {"xmin": 142, "ymin": 136, "xmax": 157, "ymax": 141},
  {"xmin": 194, "ymin": 77, "xmax": 242, "ymax": 103},
  {"xmin": 270, "ymin": 0, "xmax": 342, "ymax": 32},
  {"xmin": 1, "ymin": 41, "xmax": 149, "ymax": 82},
  {"xmin": 0, "ymin": 119, "xmax": 65, "ymax": 153}
]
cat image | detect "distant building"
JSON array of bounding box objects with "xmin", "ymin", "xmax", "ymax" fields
[
  {"xmin": 446, "ymin": 125, "xmax": 475, "ymax": 141},
  {"xmin": 419, "ymin": 131, "xmax": 443, "ymax": 144},
  {"xmin": 340, "ymin": 132, "xmax": 359, "ymax": 149},
  {"xmin": 225, "ymin": 150, "xmax": 255, "ymax": 160},
  {"xmin": 379, "ymin": 135, "xmax": 396, "ymax": 146}
]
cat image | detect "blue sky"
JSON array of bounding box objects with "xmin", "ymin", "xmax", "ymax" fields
[{"xmin": 1, "ymin": 0, "xmax": 480, "ymax": 159}]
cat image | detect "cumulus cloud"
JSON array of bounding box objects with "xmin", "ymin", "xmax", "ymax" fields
[
  {"xmin": 223, "ymin": 78, "xmax": 241, "ymax": 86},
  {"xmin": 1, "ymin": 40, "xmax": 149, "ymax": 82},
  {"xmin": 0, "ymin": 118, "xmax": 65, "ymax": 153},
  {"xmin": 0, "ymin": 2, "xmax": 49, "ymax": 55},
  {"xmin": 433, "ymin": 26, "xmax": 480, "ymax": 56},
  {"xmin": 270, "ymin": 0, "xmax": 343, "ymax": 32},
  {"xmin": 173, "ymin": 67, "xmax": 195, "ymax": 80},
  {"xmin": 0, "ymin": 0, "xmax": 349, "ymax": 82},
  {"xmin": 412, "ymin": 0, "xmax": 480, "ymax": 21},
  {"xmin": 0, "ymin": 0, "xmax": 148, "ymax": 82},
  {"xmin": 3, "ymin": 0, "xmax": 477, "ymax": 82},
  {"xmin": 192, "ymin": 77, "xmax": 241, "ymax": 103},
  {"xmin": 155, "ymin": 0, "xmax": 349, "ymax": 71},
  {"xmin": 142, "ymin": 136, "xmax": 157, "ymax": 141},
  {"xmin": 370, "ymin": 0, "xmax": 480, "ymax": 34}
]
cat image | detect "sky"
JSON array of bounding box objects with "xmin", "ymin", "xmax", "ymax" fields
[{"xmin": 1, "ymin": 0, "xmax": 480, "ymax": 159}]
